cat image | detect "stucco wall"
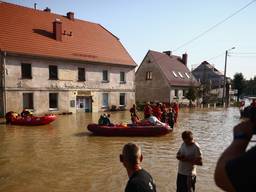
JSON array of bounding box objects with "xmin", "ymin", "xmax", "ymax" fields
[
  {"xmin": 4, "ymin": 56, "xmax": 135, "ymax": 114},
  {"xmin": 135, "ymin": 53, "xmax": 170, "ymax": 103}
]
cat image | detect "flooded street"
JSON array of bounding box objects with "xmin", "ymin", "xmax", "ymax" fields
[{"xmin": 0, "ymin": 107, "xmax": 245, "ymax": 192}]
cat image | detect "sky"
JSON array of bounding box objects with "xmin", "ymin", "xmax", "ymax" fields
[{"xmin": 4, "ymin": 0, "xmax": 256, "ymax": 80}]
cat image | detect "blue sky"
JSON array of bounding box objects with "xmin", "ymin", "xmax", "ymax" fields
[{"xmin": 5, "ymin": 0, "xmax": 256, "ymax": 79}]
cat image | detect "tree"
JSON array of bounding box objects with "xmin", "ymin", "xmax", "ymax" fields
[
  {"xmin": 186, "ymin": 86, "xmax": 198, "ymax": 107},
  {"xmin": 232, "ymin": 73, "xmax": 245, "ymax": 101}
]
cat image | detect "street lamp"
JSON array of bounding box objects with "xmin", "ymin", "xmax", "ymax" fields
[{"xmin": 222, "ymin": 47, "xmax": 235, "ymax": 106}]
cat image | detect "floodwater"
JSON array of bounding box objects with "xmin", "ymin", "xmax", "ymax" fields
[{"xmin": 0, "ymin": 107, "xmax": 248, "ymax": 192}]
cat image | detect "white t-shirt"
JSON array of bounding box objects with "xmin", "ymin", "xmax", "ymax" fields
[
  {"xmin": 177, "ymin": 142, "xmax": 202, "ymax": 176},
  {"xmin": 148, "ymin": 116, "xmax": 158, "ymax": 125}
]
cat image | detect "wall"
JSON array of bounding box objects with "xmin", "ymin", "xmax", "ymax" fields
[
  {"xmin": 135, "ymin": 53, "xmax": 171, "ymax": 103},
  {"xmin": 4, "ymin": 55, "xmax": 135, "ymax": 114}
]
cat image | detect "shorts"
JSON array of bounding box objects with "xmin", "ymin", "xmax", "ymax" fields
[{"xmin": 176, "ymin": 173, "xmax": 196, "ymax": 192}]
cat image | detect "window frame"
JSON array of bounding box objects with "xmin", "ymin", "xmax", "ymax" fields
[
  {"xmin": 185, "ymin": 72, "xmax": 190, "ymax": 79},
  {"xmin": 146, "ymin": 71, "xmax": 152, "ymax": 80},
  {"xmin": 102, "ymin": 70, "xmax": 109, "ymax": 82},
  {"xmin": 175, "ymin": 89, "xmax": 179, "ymax": 98},
  {"xmin": 178, "ymin": 72, "xmax": 184, "ymax": 78},
  {"xmin": 172, "ymin": 71, "xmax": 178, "ymax": 78},
  {"xmin": 21, "ymin": 63, "xmax": 32, "ymax": 79},
  {"xmin": 78, "ymin": 67, "xmax": 86, "ymax": 81},
  {"xmin": 49, "ymin": 93, "xmax": 58, "ymax": 111},
  {"xmin": 119, "ymin": 93, "xmax": 126, "ymax": 106},
  {"xmin": 102, "ymin": 93, "xmax": 109, "ymax": 108},
  {"xmin": 49, "ymin": 65, "xmax": 58, "ymax": 80},
  {"xmin": 120, "ymin": 71, "xmax": 126, "ymax": 83},
  {"xmin": 23, "ymin": 93, "xmax": 34, "ymax": 110}
]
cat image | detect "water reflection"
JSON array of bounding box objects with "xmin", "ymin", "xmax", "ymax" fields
[{"xmin": 0, "ymin": 107, "xmax": 242, "ymax": 192}]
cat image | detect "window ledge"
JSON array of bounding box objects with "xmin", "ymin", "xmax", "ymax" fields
[
  {"xmin": 101, "ymin": 80, "xmax": 109, "ymax": 83},
  {"xmin": 21, "ymin": 77, "xmax": 32, "ymax": 79},
  {"xmin": 119, "ymin": 81, "xmax": 126, "ymax": 84},
  {"xmin": 49, "ymin": 108, "xmax": 58, "ymax": 111},
  {"xmin": 49, "ymin": 78, "xmax": 59, "ymax": 80}
]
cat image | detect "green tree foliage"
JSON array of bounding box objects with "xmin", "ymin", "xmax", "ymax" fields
[
  {"xmin": 232, "ymin": 73, "xmax": 245, "ymax": 101},
  {"xmin": 186, "ymin": 86, "xmax": 198, "ymax": 107},
  {"xmin": 244, "ymin": 76, "xmax": 256, "ymax": 96}
]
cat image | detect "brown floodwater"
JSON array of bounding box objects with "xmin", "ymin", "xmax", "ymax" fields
[{"xmin": 0, "ymin": 107, "xmax": 248, "ymax": 192}]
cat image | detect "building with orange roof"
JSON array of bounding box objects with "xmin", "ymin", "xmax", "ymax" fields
[{"xmin": 0, "ymin": 2, "xmax": 136, "ymax": 115}]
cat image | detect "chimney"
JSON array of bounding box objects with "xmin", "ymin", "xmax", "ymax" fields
[
  {"xmin": 67, "ymin": 12, "xmax": 74, "ymax": 20},
  {"xmin": 163, "ymin": 51, "xmax": 172, "ymax": 56},
  {"xmin": 53, "ymin": 19, "xmax": 62, "ymax": 41},
  {"xmin": 182, "ymin": 53, "xmax": 188, "ymax": 66},
  {"xmin": 44, "ymin": 7, "xmax": 51, "ymax": 12}
]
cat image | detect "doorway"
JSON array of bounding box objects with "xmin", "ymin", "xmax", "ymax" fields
[{"xmin": 76, "ymin": 96, "xmax": 92, "ymax": 112}]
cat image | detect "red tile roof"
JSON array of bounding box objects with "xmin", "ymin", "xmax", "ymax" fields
[
  {"xmin": 149, "ymin": 50, "xmax": 199, "ymax": 86},
  {"xmin": 0, "ymin": 2, "xmax": 136, "ymax": 66}
]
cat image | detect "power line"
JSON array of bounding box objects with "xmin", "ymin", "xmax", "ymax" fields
[{"xmin": 173, "ymin": 0, "xmax": 256, "ymax": 52}]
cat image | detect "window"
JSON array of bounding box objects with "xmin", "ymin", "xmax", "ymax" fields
[
  {"xmin": 172, "ymin": 71, "xmax": 178, "ymax": 78},
  {"xmin": 102, "ymin": 93, "xmax": 109, "ymax": 107},
  {"xmin": 49, "ymin": 65, "xmax": 58, "ymax": 80},
  {"xmin": 21, "ymin": 63, "xmax": 32, "ymax": 79},
  {"xmin": 146, "ymin": 71, "xmax": 152, "ymax": 80},
  {"xmin": 23, "ymin": 93, "xmax": 33, "ymax": 109},
  {"xmin": 185, "ymin": 72, "xmax": 190, "ymax": 79},
  {"xmin": 78, "ymin": 68, "xmax": 85, "ymax": 81},
  {"xmin": 120, "ymin": 93, "xmax": 125, "ymax": 106},
  {"xmin": 49, "ymin": 93, "xmax": 58, "ymax": 110},
  {"xmin": 175, "ymin": 89, "xmax": 178, "ymax": 97},
  {"xmin": 178, "ymin": 72, "xmax": 184, "ymax": 78},
  {"xmin": 102, "ymin": 70, "xmax": 108, "ymax": 82},
  {"xmin": 120, "ymin": 72, "xmax": 125, "ymax": 83}
]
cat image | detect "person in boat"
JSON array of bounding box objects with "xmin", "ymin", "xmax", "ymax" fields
[
  {"xmin": 130, "ymin": 104, "xmax": 140, "ymax": 124},
  {"xmin": 120, "ymin": 142, "xmax": 157, "ymax": 192},
  {"xmin": 153, "ymin": 102, "xmax": 162, "ymax": 120},
  {"xmin": 98, "ymin": 113, "xmax": 112, "ymax": 126},
  {"xmin": 147, "ymin": 114, "xmax": 166, "ymax": 126},
  {"xmin": 21, "ymin": 109, "xmax": 32, "ymax": 117},
  {"xmin": 176, "ymin": 131, "xmax": 202, "ymax": 192},
  {"xmin": 143, "ymin": 102, "xmax": 153, "ymax": 119},
  {"xmin": 168, "ymin": 107, "xmax": 175, "ymax": 128},
  {"xmin": 5, "ymin": 111, "xmax": 18, "ymax": 124}
]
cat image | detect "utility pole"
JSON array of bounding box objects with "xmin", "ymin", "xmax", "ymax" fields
[{"xmin": 222, "ymin": 47, "xmax": 235, "ymax": 107}]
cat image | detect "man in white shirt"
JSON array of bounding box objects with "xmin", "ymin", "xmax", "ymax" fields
[
  {"xmin": 147, "ymin": 115, "xmax": 166, "ymax": 126},
  {"xmin": 176, "ymin": 131, "xmax": 203, "ymax": 192}
]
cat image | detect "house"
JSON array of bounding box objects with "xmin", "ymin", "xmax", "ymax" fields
[
  {"xmin": 192, "ymin": 61, "xmax": 225, "ymax": 89},
  {"xmin": 135, "ymin": 50, "xmax": 199, "ymax": 104},
  {"xmin": 192, "ymin": 61, "xmax": 231, "ymax": 100},
  {"xmin": 191, "ymin": 61, "xmax": 236, "ymax": 105},
  {"xmin": 0, "ymin": 2, "xmax": 136, "ymax": 115}
]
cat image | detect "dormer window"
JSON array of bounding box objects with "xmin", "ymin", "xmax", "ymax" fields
[
  {"xmin": 178, "ymin": 72, "xmax": 184, "ymax": 78},
  {"xmin": 172, "ymin": 71, "xmax": 178, "ymax": 78},
  {"xmin": 185, "ymin": 72, "xmax": 190, "ymax": 79}
]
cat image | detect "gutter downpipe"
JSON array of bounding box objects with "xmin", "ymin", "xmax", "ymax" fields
[{"xmin": 1, "ymin": 51, "xmax": 7, "ymax": 115}]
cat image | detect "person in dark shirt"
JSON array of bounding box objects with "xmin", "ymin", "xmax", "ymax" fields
[
  {"xmin": 120, "ymin": 143, "xmax": 156, "ymax": 192},
  {"xmin": 214, "ymin": 120, "xmax": 256, "ymax": 192}
]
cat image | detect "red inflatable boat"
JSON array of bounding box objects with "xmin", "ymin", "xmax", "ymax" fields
[
  {"xmin": 87, "ymin": 123, "xmax": 172, "ymax": 136},
  {"xmin": 9, "ymin": 115, "xmax": 57, "ymax": 126}
]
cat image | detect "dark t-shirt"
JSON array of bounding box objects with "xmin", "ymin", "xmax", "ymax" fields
[
  {"xmin": 125, "ymin": 169, "xmax": 156, "ymax": 192},
  {"xmin": 226, "ymin": 146, "xmax": 256, "ymax": 192}
]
